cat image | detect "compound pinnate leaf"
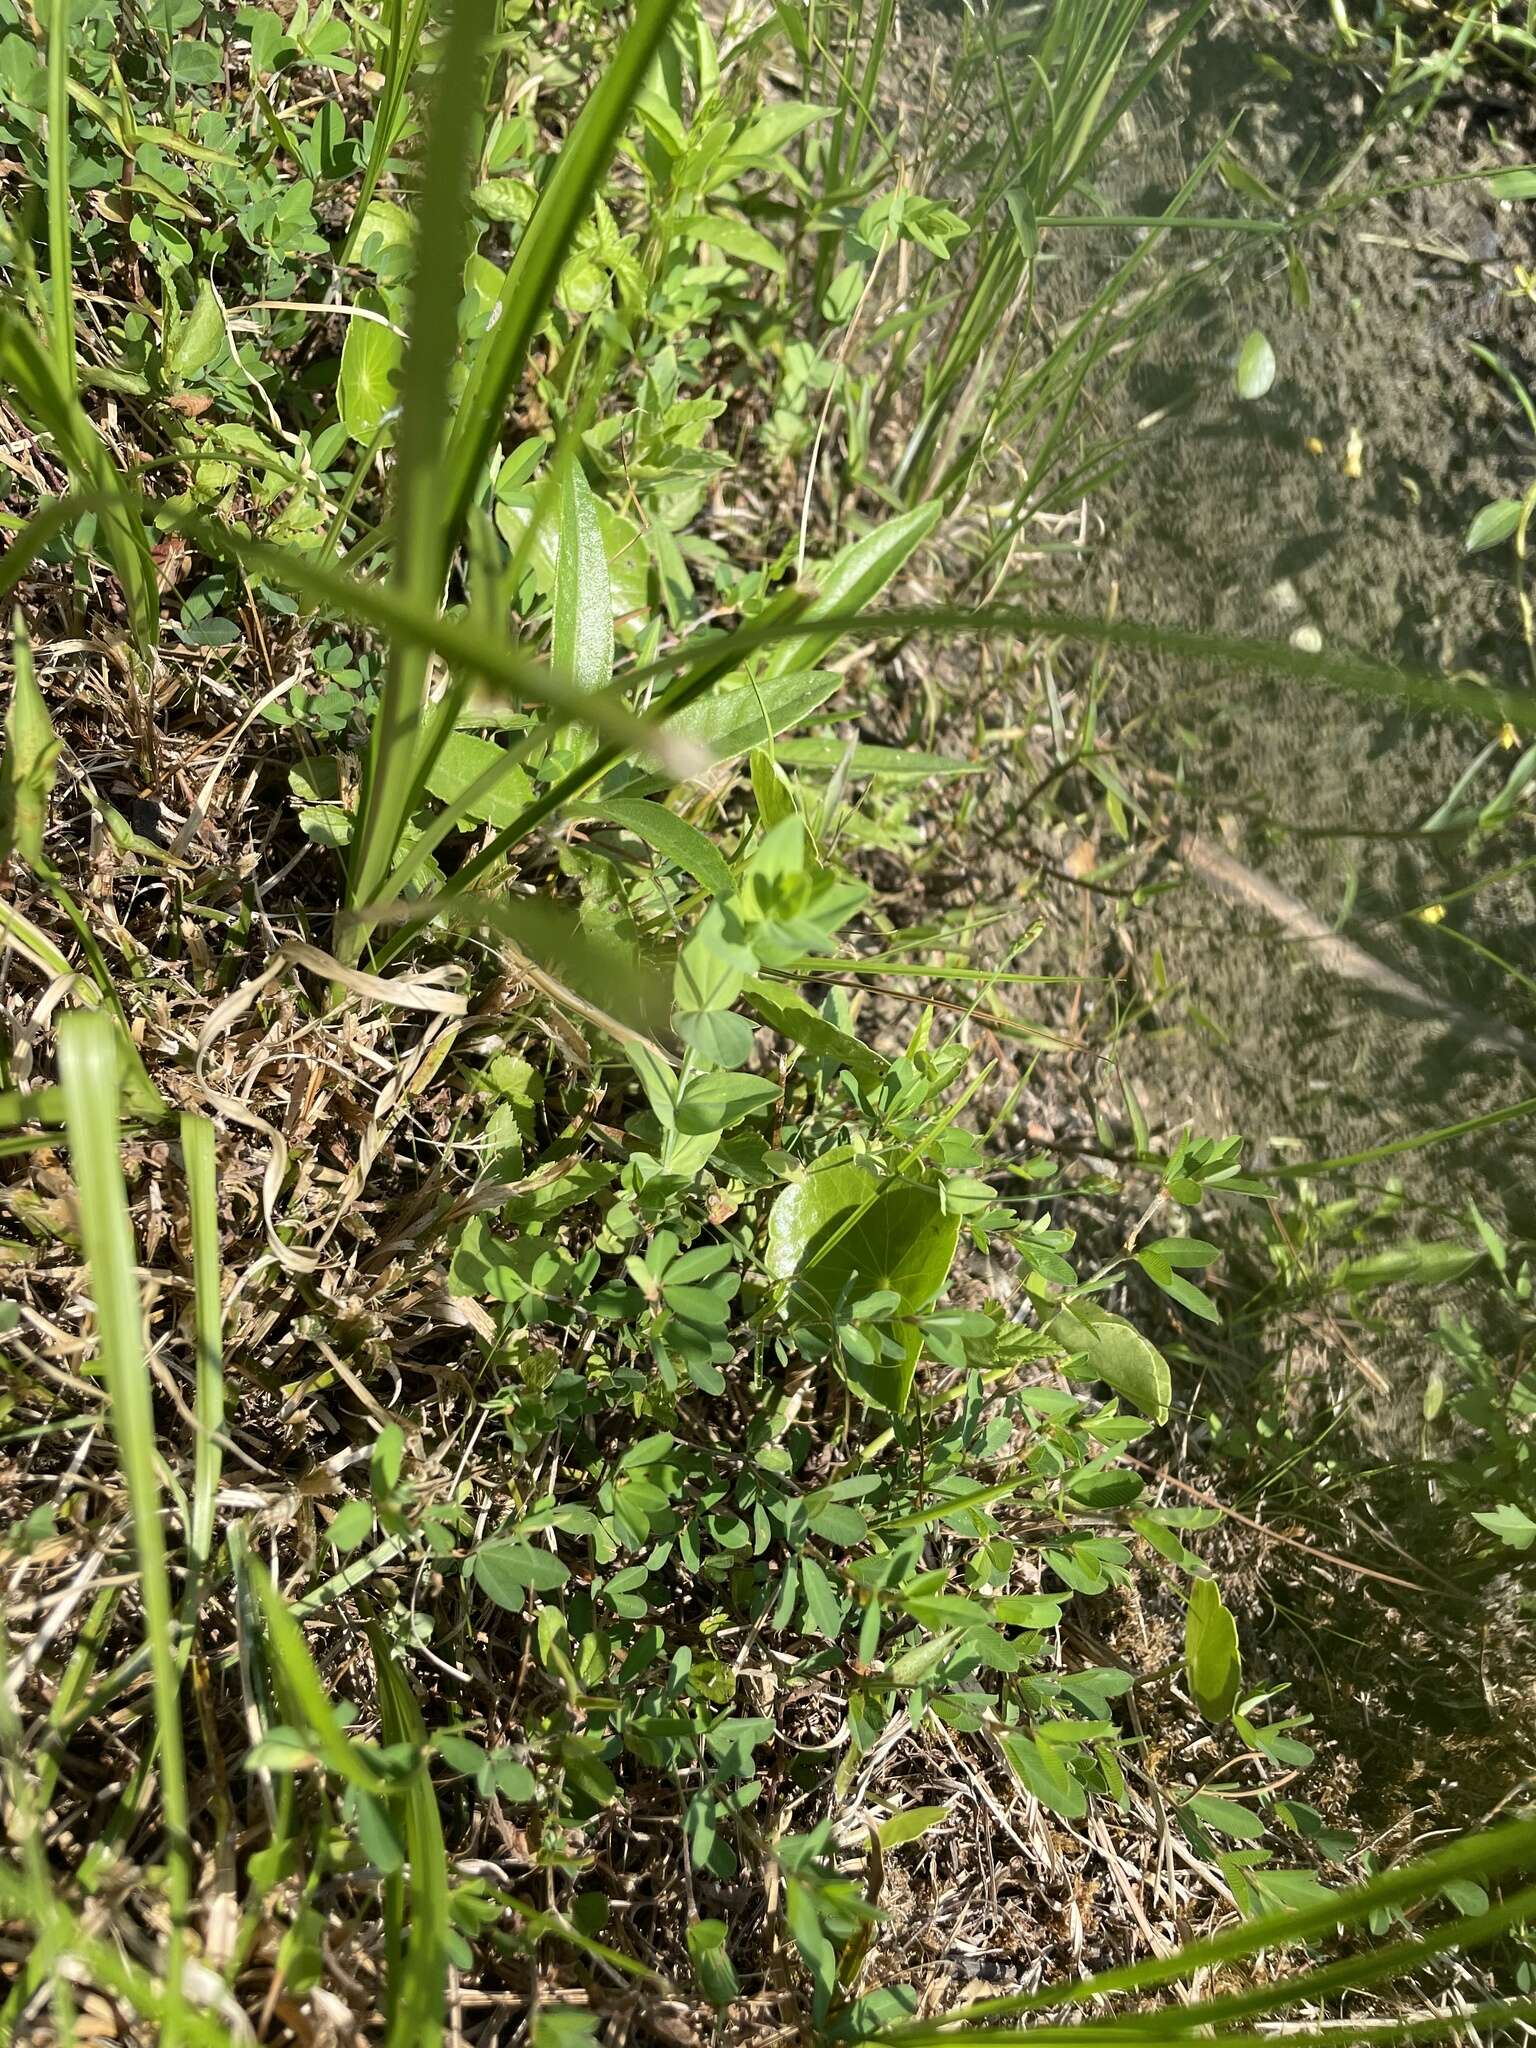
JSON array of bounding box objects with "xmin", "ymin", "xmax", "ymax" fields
[{"xmin": 766, "ymin": 1158, "xmax": 959, "ymax": 1411}]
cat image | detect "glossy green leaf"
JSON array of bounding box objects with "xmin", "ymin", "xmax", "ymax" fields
[
  {"xmin": 676, "ymin": 1005, "xmax": 756, "ymax": 1069},
  {"xmin": 642, "ymin": 669, "xmax": 843, "ymax": 775},
  {"xmin": 474, "ymin": 1538, "xmax": 570, "ymax": 1607},
  {"xmin": 339, "ymin": 301, "xmax": 404, "ymax": 443},
  {"xmin": 553, "ymin": 459, "xmax": 613, "ymax": 695},
  {"xmin": 1052, "ymin": 1298, "xmax": 1171, "ymax": 1422},
  {"xmin": 422, "ymin": 730, "xmax": 534, "ymax": 827},
  {"xmin": 1234, "ymin": 328, "xmax": 1276, "ymax": 400},
  {"xmin": 674, "ymin": 210, "xmax": 785, "ymax": 272},
  {"xmin": 766, "ymin": 1158, "xmax": 958, "ymax": 1410},
  {"xmin": 763, "ymin": 501, "xmax": 942, "ymax": 679},
  {"xmin": 674, "ymin": 1071, "xmax": 779, "ymax": 1135},
  {"xmin": 1471, "ymin": 1502, "xmax": 1536, "ymax": 1550},
  {"xmin": 878, "ymin": 1804, "xmax": 950, "ymax": 1849},
  {"xmin": 1465, "ymin": 499, "xmax": 1523, "ymax": 553},
  {"xmin": 998, "ymin": 1730, "xmax": 1087, "ymax": 1819},
  {"xmin": 1185, "ymin": 1575, "xmax": 1242, "ymax": 1721},
  {"xmin": 1185, "ymin": 1792, "xmax": 1266, "ymax": 1841},
  {"xmin": 575, "ymin": 797, "xmax": 734, "ymax": 896},
  {"xmin": 165, "ymin": 280, "xmax": 227, "ymax": 384},
  {"xmin": 0, "ymin": 612, "xmax": 60, "ymax": 874},
  {"xmin": 687, "ymin": 1918, "xmax": 740, "ymax": 2006},
  {"xmin": 744, "ymin": 980, "xmax": 887, "ymax": 1085}
]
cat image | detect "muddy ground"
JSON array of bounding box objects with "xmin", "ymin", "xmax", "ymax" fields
[
  {"xmin": 878, "ymin": 2, "xmax": 1536, "ymax": 1838},
  {"xmin": 1099, "ymin": 15, "xmax": 1536, "ymax": 1241},
  {"xmin": 926, "ymin": 4, "xmax": 1536, "ymax": 1327}
]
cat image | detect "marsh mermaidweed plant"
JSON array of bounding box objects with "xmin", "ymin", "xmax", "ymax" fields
[{"xmin": 1, "ymin": 0, "xmax": 1535, "ymax": 2037}]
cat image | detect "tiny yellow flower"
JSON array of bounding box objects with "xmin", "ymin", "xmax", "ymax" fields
[
  {"xmin": 1500, "ymin": 721, "xmax": 1520, "ymax": 751},
  {"xmin": 1304, "ymin": 435, "xmax": 1326, "ymax": 456},
  {"xmin": 1418, "ymin": 903, "xmax": 1446, "ymax": 925},
  {"xmin": 1342, "ymin": 427, "xmax": 1364, "ymax": 480}
]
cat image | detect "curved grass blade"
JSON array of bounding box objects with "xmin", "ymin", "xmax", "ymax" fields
[
  {"xmin": 438, "ymin": 0, "xmax": 682, "ymax": 556},
  {"xmin": 1250, "ymin": 1094, "xmax": 1536, "ymax": 1182},
  {"xmin": 0, "ymin": 315, "xmax": 157, "ymax": 650},
  {"xmin": 45, "ymin": 0, "xmax": 76, "ymax": 391},
  {"xmin": 246, "ymin": 1557, "xmax": 387, "ymax": 1795},
  {"xmin": 619, "ymin": 601, "xmax": 1536, "ymax": 737},
  {"xmin": 1107, "ymin": 1877, "xmax": 1536, "ymax": 2040},
  {"xmin": 348, "ymin": 0, "xmax": 495, "ymax": 926},
  {"xmin": 337, "ymin": 0, "xmax": 430, "ymax": 267},
  {"xmin": 179, "ymin": 1113, "xmax": 223, "ymax": 1595},
  {"xmin": 878, "ymin": 1815, "xmax": 1536, "ymax": 2036},
  {"xmin": 369, "ymin": 1628, "xmax": 450, "ymax": 2048},
  {"xmin": 59, "ymin": 1009, "xmax": 189, "ymax": 2042}
]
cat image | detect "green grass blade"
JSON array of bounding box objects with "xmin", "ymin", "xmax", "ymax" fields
[
  {"xmin": 337, "ymin": 0, "xmax": 430, "ymax": 267},
  {"xmin": 0, "ymin": 893, "xmax": 92, "ymax": 986},
  {"xmin": 0, "ymin": 1862, "xmax": 230, "ymax": 2047},
  {"xmin": 619, "ymin": 601, "xmax": 1536, "ymax": 737},
  {"xmin": 886, "ymin": 2009, "xmax": 1534, "ymax": 2047},
  {"xmin": 247, "ymin": 1557, "xmax": 387, "ymax": 1794},
  {"xmin": 369, "ymin": 1629, "xmax": 450, "ymax": 2048},
  {"xmin": 881, "ymin": 1816, "xmax": 1536, "ymax": 2035},
  {"xmin": 1109, "ymin": 1878, "xmax": 1536, "ymax": 2039},
  {"xmin": 0, "ymin": 316, "xmax": 157, "ymax": 650},
  {"xmin": 438, "ymin": 0, "xmax": 682, "ymax": 555},
  {"xmin": 44, "ymin": 0, "xmax": 76, "ymax": 392},
  {"xmin": 1250, "ymin": 1095, "xmax": 1536, "ymax": 1181},
  {"xmin": 176, "ymin": 514, "xmax": 678, "ymax": 768},
  {"xmin": 179, "ymin": 1113, "xmax": 223, "ymax": 1593},
  {"xmin": 0, "ymin": 1625, "xmax": 76, "ymax": 2040},
  {"xmin": 0, "ymin": 492, "xmax": 83, "ymax": 605},
  {"xmin": 553, "ymin": 450, "xmax": 614, "ymax": 696},
  {"xmin": 348, "ymin": 0, "xmax": 495, "ymax": 926},
  {"xmin": 58, "ymin": 1008, "xmax": 188, "ymax": 2041}
]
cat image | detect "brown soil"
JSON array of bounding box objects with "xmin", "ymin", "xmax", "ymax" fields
[
  {"xmin": 876, "ymin": 2, "xmax": 1536, "ymax": 1851},
  {"xmin": 1091, "ymin": 14, "xmax": 1536, "ymax": 1241}
]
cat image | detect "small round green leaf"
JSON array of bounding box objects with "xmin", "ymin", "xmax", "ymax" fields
[{"xmin": 1234, "ymin": 329, "xmax": 1276, "ymax": 401}]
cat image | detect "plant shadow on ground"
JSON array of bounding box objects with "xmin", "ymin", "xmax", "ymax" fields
[
  {"xmin": 3, "ymin": 0, "xmax": 1536, "ymax": 2035},
  {"xmin": 866, "ymin": 0, "xmax": 1536, "ymax": 1868}
]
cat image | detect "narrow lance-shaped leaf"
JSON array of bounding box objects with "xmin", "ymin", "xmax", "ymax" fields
[
  {"xmin": 0, "ymin": 313, "xmax": 158, "ymax": 651},
  {"xmin": 438, "ymin": 0, "xmax": 683, "ymax": 558},
  {"xmin": 1185, "ymin": 1574, "xmax": 1241, "ymax": 1720},
  {"xmin": 348, "ymin": 0, "xmax": 495, "ymax": 930},
  {"xmin": 0, "ymin": 611, "xmax": 61, "ymax": 874},
  {"xmin": 553, "ymin": 455, "xmax": 614, "ymax": 695},
  {"xmin": 370, "ymin": 1628, "xmax": 450, "ymax": 2048},
  {"xmin": 59, "ymin": 1010, "xmax": 190, "ymax": 2028},
  {"xmin": 45, "ymin": 0, "xmax": 75, "ymax": 391},
  {"xmin": 763, "ymin": 501, "xmax": 942, "ymax": 679}
]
